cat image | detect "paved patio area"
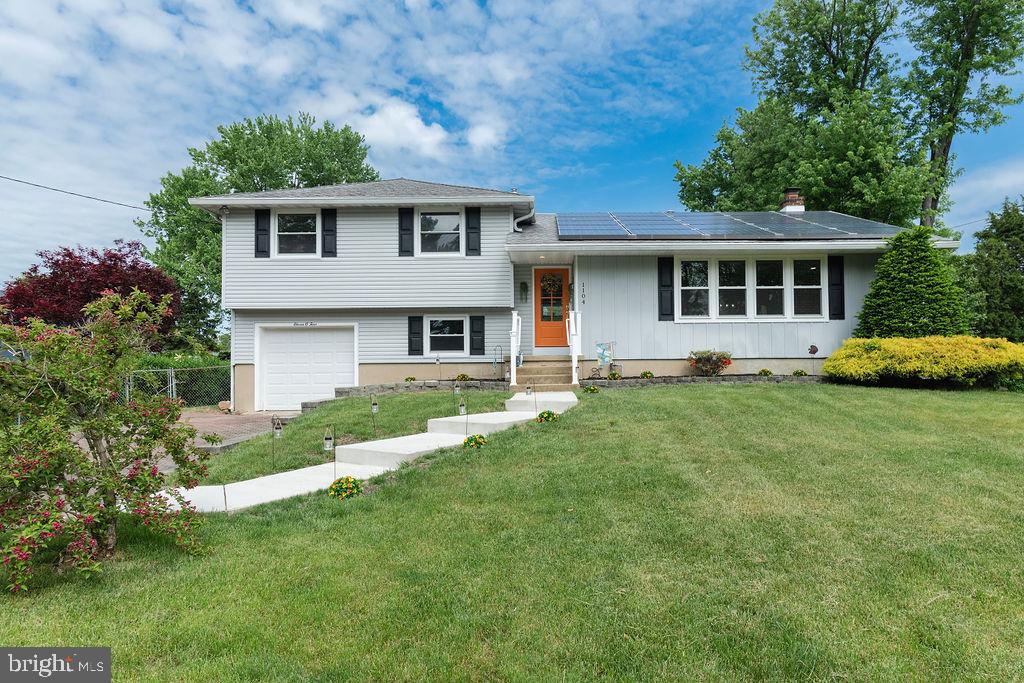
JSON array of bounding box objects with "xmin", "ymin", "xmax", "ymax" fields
[{"xmin": 157, "ymin": 410, "xmax": 300, "ymax": 472}]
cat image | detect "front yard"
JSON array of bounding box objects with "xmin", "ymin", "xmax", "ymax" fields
[{"xmin": 3, "ymin": 384, "xmax": 1024, "ymax": 680}]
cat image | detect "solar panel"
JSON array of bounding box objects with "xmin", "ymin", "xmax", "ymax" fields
[
  {"xmin": 554, "ymin": 210, "xmax": 905, "ymax": 240},
  {"xmin": 799, "ymin": 212, "xmax": 902, "ymax": 236},
  {"xmin": 670, "ymin": 212, "xmax": 774, "ymax": 237},
  {"xmin": 556, "ymin": 213, "xmax": 630, "ymax": 238},
  {"xmin": 611, "ymin": 212, "xmax": 703, "ymax": 237}
]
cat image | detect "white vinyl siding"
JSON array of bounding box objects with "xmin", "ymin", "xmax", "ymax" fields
[
  {"xmin": 222, "ymin": 206, "xmax": 513, "ymax": 309},
  {"xmin": 231, "ymin": 309, "xmax": 512, "ymax": 365},
  {"xmin": 576, "ymin": 254, "xmax": 876, "ymax": 360},
  {"xmin": 512, "ymin": 263, "xmax": 536, "ymax": 355}
]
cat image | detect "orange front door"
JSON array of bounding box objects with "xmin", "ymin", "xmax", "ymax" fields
[{"xmin": 534, "ymin": 267, "xmax": 570, "ymax": 347}]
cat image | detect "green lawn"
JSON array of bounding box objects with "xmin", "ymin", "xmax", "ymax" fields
[
  {"xmin": 200, "ymin": 390, "xmax": 511, "ymax": 484},
  {"xmin": 5, "ymin": 384, "xmax": 1024, "ymax": 680}
]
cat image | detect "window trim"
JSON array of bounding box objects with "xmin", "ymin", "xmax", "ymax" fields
[
  {"xmin": 673, "ymin": 256, "xmax": 829, "ymax": 323},
  {"xmin": 678, "ymin": 259, "xmax": 711, "ymax": 319},
  {"xmin": 792, "ymin": 258, "xmax": 824, "ymax": 318},
  {"xmin": 425, "ymin": 315, "xmax": 469, "ymax": 356},
  {"xmin": 415, "ymin": 207, "xmax": 466, "ymax": 257},
  {"xmin": 716, "ymin": 259, "xmax": 748, "ymax": 318},
  {"xmin": 271, "ymin": 209, "xmax": 320, "ymax": 258}
]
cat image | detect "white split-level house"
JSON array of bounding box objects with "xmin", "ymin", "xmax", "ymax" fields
[{"xmin": 189, "ymin": 179, "xmax": 958, "ymax": 412}]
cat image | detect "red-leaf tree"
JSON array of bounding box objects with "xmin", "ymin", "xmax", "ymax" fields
[
  {"xmin": 0, "ymin": 291, "xmax": 214, "ymax": 592},
  {"xmin": 0, "ymin": 240, "xmax": 180, "ymax": 334}
]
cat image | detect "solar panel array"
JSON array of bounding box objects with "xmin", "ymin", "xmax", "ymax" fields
[{"xmin": 554, "ymin": 211, "xmax": 903, "ymax": 240}]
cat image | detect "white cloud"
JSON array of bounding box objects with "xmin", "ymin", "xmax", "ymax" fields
[
  {"xmin": 946, "ymin": 157, "xmax": 1024, "ymax": 247},
  {"xmin": 0, "ymin": 0, "xmax": 749, "ymax": 281}
]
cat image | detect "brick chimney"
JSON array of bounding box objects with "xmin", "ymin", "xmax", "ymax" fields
[{"xmin": 780, "ymin": 187, "xmax": 805, "ymax": 213}]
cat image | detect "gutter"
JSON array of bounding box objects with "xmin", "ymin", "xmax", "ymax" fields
[{"xmin": 505, "ymin": 238, "xmax": 960, "ymax": 256}]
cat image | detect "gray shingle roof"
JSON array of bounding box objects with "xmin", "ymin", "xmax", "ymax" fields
[
  {"xmin": 508, "ymin": 213, "xmax": 559, "ymax": 245},
  {"xmin": 199, "ymin": 178, "xmax": 526, "ymax": 201}
]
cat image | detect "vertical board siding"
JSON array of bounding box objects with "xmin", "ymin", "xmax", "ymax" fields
[
  {"xmin": 512, "ymin": 263, "xmax": 535, "ymax": 354},
  {"xmin": 576, "ymin": 254, "xmax": 877, "ymax": 359},
  {"xmin": 231, "ymin": 309, "xmax": 512, "ymax": 364},
  {"xmin": 222, "ymin": 207, "xmax": 513, "ymax": 308}
]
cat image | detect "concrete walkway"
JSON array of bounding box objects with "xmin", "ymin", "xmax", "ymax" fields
[{"xmin": 174, "ymin": 391, "xmax": 577, "ymax": 513}]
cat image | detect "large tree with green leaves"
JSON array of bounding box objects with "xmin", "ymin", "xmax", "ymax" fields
[
  {"xmin": 675, "ymin": 92, "xmax": 931, "ymax": 224},
  {"xmin": 677, "ymin": 0, "xmax": 1024, "ymax": 228},
  {"xmin": 904, "ymin": 0, "xmax": 1024, "ymax": 226},
  {"xmin": 970, "ymin": 198, "xmax": 1024, "ymax": 340},
  {"xmin": 139, "ymin": 113, "xmax": 379, "ymax": 346}
]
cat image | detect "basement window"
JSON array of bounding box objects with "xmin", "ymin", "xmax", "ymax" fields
[{"xmin": 426, "ymin": 317, "xmax": 467, "ymax": 354}]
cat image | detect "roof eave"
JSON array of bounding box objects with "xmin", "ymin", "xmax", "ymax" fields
[
  {"xmin": 506, "ymin": 237, "xmax": 959, "ymax": 261},
  {"xmin": 188, "ymin": 195, "xmax": 535, "ymax": 209}
]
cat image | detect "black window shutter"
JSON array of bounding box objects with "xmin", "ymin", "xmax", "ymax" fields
[
  {"xmin": 321, "ymin": 208, "xmax": 337, "ymax": 257},
  {"xmin": 466, "ymin": 207, "xmax": 481, "ymax": 256},
  {"xmin": 255, "ymin": 209, "xmax": 271, "ymax": 258},
  {"xmin": 828, "ymin": 255, "xmax": 845, "ymax": 320},
  {"xmin": 408, "ymin": 316, "xmax": 423, "ymax": 355},
  {"xmin": 398, "ymin": 208, "xmax": 414, "ymax": 256},
  {"xmin": 469, "ymin": 315, "xmax": 485, "ymax": 355},
  {"xmin": 657, "ymin": 257, "xmax": 674, "ymax": 321}
]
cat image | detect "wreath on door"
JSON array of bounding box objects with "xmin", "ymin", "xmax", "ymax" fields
[{"xmin": 540, "ymin": 273, "xmax": 562, "ymax": 295}]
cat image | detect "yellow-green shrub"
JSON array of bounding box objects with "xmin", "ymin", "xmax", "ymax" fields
[{"xmin": 823, "ymin": 336, "xmax": 1024, "ymax": 390}]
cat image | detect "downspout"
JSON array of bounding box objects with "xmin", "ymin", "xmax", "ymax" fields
[{"xmin": 513, "ymin": 206, "xmax": 534, "ymax": 232}]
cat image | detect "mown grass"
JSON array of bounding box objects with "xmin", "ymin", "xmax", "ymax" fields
[
  {"xmin": 5, "ymin": 384, "xmax": 1024, "ymax": 680},
  {"xmin": 200, "ymin": 390, "xmax": 511, "ymax": 484}
]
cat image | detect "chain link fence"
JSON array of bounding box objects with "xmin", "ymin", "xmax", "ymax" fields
[{"xmin": 126, "ymin": 366, "xmax": 231, "ymax": 408}]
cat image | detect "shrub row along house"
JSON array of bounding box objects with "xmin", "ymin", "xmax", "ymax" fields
[{"xmin": 189, "ymin": 180, "xmax": 959, "ymax": 411}]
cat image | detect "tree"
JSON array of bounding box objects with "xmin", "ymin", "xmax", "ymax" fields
[
  {"xmin": 679, "ymin": 0, "xmax": 1024, "ymax": 228},
  {"xmin": 139, "ymin": 113, "xmax": 380, "ymax": 345},
  {"xmin": 0, "ymin": 291, "xmax": 212, "ymax": 592},
  {"xmin": 971, "ymin": 198, "xmax": 1024, "ymax": 340},
  {"xmin": 904, "ymin": 0, "xmax": 1024, "ymax": 226},
  {"xmin": 675, "ymin": 92, "xmax": 931, "ymax": 225},
  {"xmin": 855, "ymin": 227, "xmax": 969, "ymax": 337},
  {"xmin": 0, "ymin": 240, "xmax": 180, "ymax": 335},
  {"xmin": 745, "ymin": 0, "xmax": 901, "ymax": 112}
]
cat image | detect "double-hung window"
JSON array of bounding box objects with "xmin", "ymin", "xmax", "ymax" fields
[
  {"xmin": 274, "ymin": 211, "xmax": 318, "ymax": 256},
  {"xmin": 679, "ymin": 260, "xmax": 710, "ymax": 317},
  {"xmin": 419, "ymin": 211, "xmax": 462, "ymax": 254},
  {"xmin": 793, "ymin": 259, "xmax": 823, "ymax": 315},
  {"xmin": 717, "ymin": 260, "xmax": 747, "ymax": 316},
  {"xmin": 427, "ymin": 317, "xmax": 467, "ymax": 354},
  {"xmin": 755, "ymin": 260, "xmax": 785, "ymax": 316}
]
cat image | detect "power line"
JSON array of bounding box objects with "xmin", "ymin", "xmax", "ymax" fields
[
  {"xmin": 0, "ymin": 174, "xmax": 151, "ymax": 212},
  {"xmin": 950, "ymin": 216, "xmax": 988, "ymax": 229}
]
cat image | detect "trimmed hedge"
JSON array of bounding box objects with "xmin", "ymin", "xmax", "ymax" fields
[{"xmin": 823, "ymin": 336, "xmax": 1024, "ymax": 390}]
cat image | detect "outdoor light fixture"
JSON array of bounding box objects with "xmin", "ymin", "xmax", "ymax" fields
[
  {"xmin": 272, "ymin": 415, "xmax": 283, "ymax": 439},
  {"xmin": 526, "ymin": 386, "xmax": 533, "ymax": 396},
  {"xmin": 453, "ymin": 384, "xmax": 461, "ymax": 395},
  {"xmin": 323, "ymin": 426, "xmax": 334, "ymax": 452},
  {"xmin": 370, "ymin": 398, "xmax": 379, "ymax": 414},
  {"xmin": 458, "ymin": 397, "xmax": 467, "ymax": 416}
]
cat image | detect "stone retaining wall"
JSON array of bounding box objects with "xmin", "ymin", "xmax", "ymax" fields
[{"xmin": 581, "ymin": 374, "xmax": 822, "ymax": 388}]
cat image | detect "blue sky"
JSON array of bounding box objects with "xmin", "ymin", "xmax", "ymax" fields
[{"xmin": 1, "ymin": 0, "xmax": 1021, "ymax": 282}]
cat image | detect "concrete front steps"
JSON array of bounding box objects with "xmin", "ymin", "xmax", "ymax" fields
[
  {"xmin": 427, "ymin": 410, "xmax": 537, "ymax": 436},
  {"xmin": 171, "ymin": 392, "xmax": 580, "ymax": 513},
  {"xmin": 515, "ymin": 356, "xmax": 574, "ymax": 392},
  {"xmin": 505, "ymin": 391, "xmax": 579, "ymax": 413},
  {"xmin": 335, "ymin": 391, "xmax": 580, "ymax": 469},
  {"xmin": 335, "ymin": 432, "xmax": 466, "ymax": 468}
]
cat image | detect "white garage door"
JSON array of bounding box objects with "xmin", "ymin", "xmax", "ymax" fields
[{"xmin": 259, "ymin": 326, "xmax": 357, "ymax": 410}]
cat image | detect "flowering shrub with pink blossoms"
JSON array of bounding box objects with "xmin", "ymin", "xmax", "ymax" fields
[{"xmin": 0, "ymin": 290, "xmax": 214, "ymax": 592}]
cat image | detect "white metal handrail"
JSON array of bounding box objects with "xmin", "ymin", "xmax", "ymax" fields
[
  {"xmin": 509, "ymin": 310, "xmax": 522, "ymax": 386},
  {"xmin": 568, "ymin": 310, "xmax": 581, "ymax": 386}
]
